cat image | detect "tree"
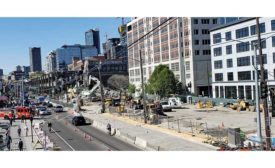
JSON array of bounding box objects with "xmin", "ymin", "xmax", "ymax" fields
[
  {"xmin": 128, "ymin": 84, "xmax": 136, "ymax": 94},
  {"xmin": 107, "ymin": 75, "xmax": 129, "ymax": 91},
  {"xmin": 147, "ymin": 65, "xmax": 177, "ymax": 98},
  {"xmin": 175, "ymin": 81, "xmax": 184, "ymax": 95}
]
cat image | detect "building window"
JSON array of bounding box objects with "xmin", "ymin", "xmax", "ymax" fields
[
  {"xmin": 238, "ymin": 71, "xmax": 251, "ymax": 81},
  {"xmin": 227, "ymin": 72, "xmax": 234, "ymax": 81},
  {"xmin": 202, "ymin": 29, "xmax": 210, "ymax": 34},
  {"xmin": 273, "ymin": 53, "xmax": 275, "ymax": 63},
  {"xmin": 213, "ymin": 18, "xmax": 218, "ymax": 24},
  {"xmin": 226, "ymin": 45, "xmax": 232, "ymax": 54},
  {"xmin": 251, "ymin": 39, "xmax": 266, "ymax": 49},
  {"xmin": 213, "ymin": 33, "xmax": 221, "ymax": 44},
  {"xmin": 246, "ymin": 86, "xmax": 252, "ymax": 100},
  {"xmin": 227, "ymin": 59, "xmax": 233, "ymax": 68},
  {"xmin": 250, "ymin": 23, "xmax": 265, "ymax": 35},
  {"xmin": 194, "ymin": 29, "xmax": 199, "ymax": 35},
  {"xmin": 220, "ymin": 86, "xmax": 224, "ymax": 98},
  {"xmin": 185, "ymin": 61, "xmax": 190, "ymax": 70},
  {"xmin": 195, "ymin": 50, "xmax": 200, "ymax": 55},
  {"xmin": 272, "ymin": 36, "xmax": 275, "ymax": 47},
  {"xmin": 215, "ymin": 86, "xmax": 219, "ymax": 98},
  {"xmin": 213, "ymin": 47, "xmax": 222, "ymax": 56},
  {"xmin": 202, "ymin": 39, "xmax": 210, "ymax": 45},
  {"xmin": 271, "ymin": 20, "xmax": 275, "ymax": 31},
  {"xmin": 215, "ymin": 73, "xmax": 223, "ymax": 81},
  {"xmin": 171, "ymin": 63, "xmax": 179, "ymax": 72},
  {"xmin": 225, "ymin": 31, "xmax": 232, "ymax": 41},
  {"xmin": 252, "ymin": 54, "xmax": 267, "ymax": 65},
  {"xmin": 194, "ymin": 40, "xmax": 199, "ymax": 45},
  {"xmin": 236, "ymin": 42, "xmax": 250, "ymax": 53},
  {"xmin": 201, "ymin": 19, "xmax": 210, "ymax": 24},
  {"xmin": 253, "ymin": 69, "xmax": 268, "ymax": 80},
  {"xmin": 203, "ymin": 50, "xmax": 211, "ymax": 55},
  {"xmin": 235, "ymin": 27, "xmax": 249, "ymax": 39},
  {"xmin": 194, "ymin": 19, "xmax": 198, "ymax": 24},
  {"xmin": 186, "ymin": 74, "xmax": 191, "ymax": 78},
  {"xmin": 237, "ymin": 56, "xmax": 250, "ymax": 67},
  {"xmin": 214, "ymin": 60, "xmax": 223, "ymax": 69}
]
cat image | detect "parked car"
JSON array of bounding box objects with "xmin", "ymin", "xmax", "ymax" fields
[
  {"xmin": 0, "ymin": 122, "xmax": 10, "ymax": 130},
  {"xmin": 72, "ymin": 116, "xmax": 86, "ymax": 126},
  {"xmin": 54, "ymin": 105, "xmax": 63, "ymax": 112},
  {"xmin": 160, "ymin": 101, "xmax": 172, "ymax": 112}
]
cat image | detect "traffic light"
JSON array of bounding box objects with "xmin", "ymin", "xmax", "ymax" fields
[{"xmin": 260, "ymin": 81, "xmax": 268, "ymax": 98}]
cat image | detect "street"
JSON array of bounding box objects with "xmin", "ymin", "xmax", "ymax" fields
[{"xmin": 41, "ymin": 111, "xmax": 141, "ymax": 151}]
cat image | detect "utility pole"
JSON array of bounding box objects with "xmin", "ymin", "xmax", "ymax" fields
[
  {"xmin": 98, "ymin": 62, "xmax": 105, "ymax": 113},
  {"xmin": 256, "ymin": 17, "xmax": 271, "ymax": 150},
  {"xmin": 139, "ymin": 50, "xmax": 147, "ymax": 123},
  {"xmin": 253, "ymin": 43, "xmax": 262, "ymax": 145}
]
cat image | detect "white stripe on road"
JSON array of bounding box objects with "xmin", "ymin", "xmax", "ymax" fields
[{"xmin": 51, "ymin": 128, "xmax": 75, "ymax": 151}]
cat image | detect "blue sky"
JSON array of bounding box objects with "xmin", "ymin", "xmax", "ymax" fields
[{"xmin": 0, "ymin": 17, "xmax": 129, "ymax": 74}]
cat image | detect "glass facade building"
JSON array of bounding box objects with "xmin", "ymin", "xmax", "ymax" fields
[
  {"xmin": 55, "ymin": 45, "xmax": 98, "ymax": 71},
  {"xmin": 85, "ymin": 29, "xmax": 101, "ymax": 54},
  {"xmin": 29, "ymin": 47, "xmax": 42, "ymax": 72}
]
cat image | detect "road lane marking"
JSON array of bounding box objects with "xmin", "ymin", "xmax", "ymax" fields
[{"xmin": 51, "ymin": 128, "xmax": 75, "ymax": 151}]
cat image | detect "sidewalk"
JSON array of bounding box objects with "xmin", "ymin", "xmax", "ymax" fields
[
  {"xmin": 3, "ymin": 119, "xmax": 43, "ymax": 151},
  {"xmin": 72, "ymin": 105, "xmax": 218, "ymax": 151}
]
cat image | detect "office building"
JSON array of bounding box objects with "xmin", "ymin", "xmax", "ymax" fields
[
  {"xmin": 210, "ymin": 17, "xmax": 275, "ymax": 99},
  {"xmin": 45, "ymin": 51, "xmax": 57, "ymax": 72},
  {"xmin": 127, "ymin": 17, "xmax": 221, "ymax": 96},
  {"xmin": 29, "ymin": 47, "xmax": 42, "ymax": 72},
  {"xmin": 85, "ymin": 28, "xmax": 101, "ymax": 54},
  {"xmin": 22, "ymin": 66, "xmax": 30, "ymax": 78},
  {"xmin": 103, "ymin": 38, "xmax": 127, "ymax": 61},
  {"xmin": 16, "ymin": 65, "xmax": 22, "ymax": 72},
  {"xmin": 55, "ymin": 44, "xmax": 98, "ymax": 71},
  {"xmin": 0, "ymin": 69, "xmax": 3, "ymax": 77}
]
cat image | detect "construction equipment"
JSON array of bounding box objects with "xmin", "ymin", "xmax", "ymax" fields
[
  {"xmin": 195, "ymin": 100, "xmax": 213, "ymax": 109},
  {"xmin": 228, "ymin": 100, "xmax": 249, "ymax": 111}
]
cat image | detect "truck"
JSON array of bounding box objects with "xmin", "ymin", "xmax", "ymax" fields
[
  {"xmin": 0, "ymin": 106, "xmax": 31, "ymax": 120},
  {"xmin": 168, "ymin": 97, "xmax": 184, "ymax": 109}
]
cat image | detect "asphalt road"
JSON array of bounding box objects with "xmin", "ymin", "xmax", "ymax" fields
[{"xmin": 42, "ymin": 111, "xmax": 141, "ymax": 151}]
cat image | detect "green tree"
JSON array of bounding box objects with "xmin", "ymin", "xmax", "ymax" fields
[
  {"xmin": 128, "ymin": 84, "xmax": 136, "ymax": 94},
  {"xmin": 148, "ymin": 65, "xmax": 177, "ymax": 98}
]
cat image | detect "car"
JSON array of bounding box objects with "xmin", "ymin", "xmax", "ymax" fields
[
  {"xmin": 54, "ymin": 105, "xmax": 63, "ymax": 112},
  {"xmin": 39, "ymin": 108, "xmax": 51, "ymax": 115},
  {"xmin": 160, "ymin": 101, "xmax": 172, "ymax": 112},
  {"xmin": 0, "ymin": 122, "xmax": 10, "ymax": 130},
  {"xmin": 36, "ymin": 106, "xmax": 46, "ymax": 113},
  {"xmin": 72, "ymin": 116, "xmax": 86, "ymax": 126},
  {"xmin": 47, "ymin": 103, "xmax": 53, "ymax": 108}
]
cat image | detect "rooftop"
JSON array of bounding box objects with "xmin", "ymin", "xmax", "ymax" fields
[{"xmin": 210, "ymin": 17, "xmax": 256, "ymax": 32}]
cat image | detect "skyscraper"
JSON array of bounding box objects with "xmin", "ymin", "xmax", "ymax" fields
[
  {"xmin": 29, "ymin": 47, "xmax": 42, "ymax": 72},
  {"xmin": 85, "ymin": 29, "xmax": 101, "ymax": 54},
  {"xmin": 0, "ymin": 69, "xmax": 3, "ymax": 78}
]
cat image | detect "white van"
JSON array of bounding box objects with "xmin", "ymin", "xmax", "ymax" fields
[{"xmin": 168, "ymin": 97, "xmax": 183, "ymax": 109}]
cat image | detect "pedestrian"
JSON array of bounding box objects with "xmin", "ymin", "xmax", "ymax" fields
[
  {"xmin": 17, "ymin": 126, "xmax": 21, "ymax": 137},
  {"xmin": 6, "ymin": 135, "xmax": 12, "ymax": 151},
  {"xmin": 9, "ymin": 117, "xmax": 12, "ymax": 126},
  {"xmin": 18, "ymin": 139, "xmax": 23, "ymax": 151},
  {"xmin": 25, "ymin": 126, "xmax": 29, "ymax": 137},
  {"xmin": 12, "ymin": 113, "xmax": 16, "ymax": 122},
  {"xmin": 106, "ymin": 123, "xmax": 111, "ymax": 135}
]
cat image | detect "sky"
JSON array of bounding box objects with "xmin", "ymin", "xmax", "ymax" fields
[{"xmin": 0, "ymin": 17, "xmax": 129, "ymax": 75}]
